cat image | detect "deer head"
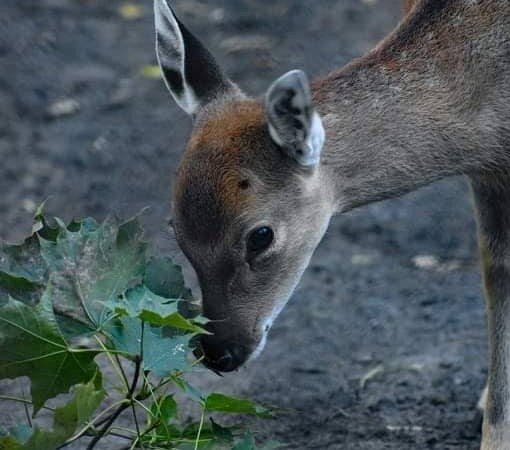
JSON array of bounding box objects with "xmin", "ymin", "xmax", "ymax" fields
[{"xmin": 155, "ymin": 0, "xmax": 333, "ymax": 371}]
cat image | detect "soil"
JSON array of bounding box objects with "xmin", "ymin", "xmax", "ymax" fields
[{"xmin": 0, "ymin": 0, "xmax": 486, "ymax": 449}]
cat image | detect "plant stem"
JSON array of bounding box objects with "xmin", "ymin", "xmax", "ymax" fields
[
  {"xmin": 88, "ymin": 399, "xmax": 130, "ymax": 428},
  {"xmin": 0, "ymin": 395, "xmax": 54, "ymax": 411},
  {"xmin": 86, "ymin": 356, "xmax": 142, "ymax": 450},
  {"xmin": 137, "ymin": 422, "xmax": 159, "ymax": 441},
  {"xmin": 116, "ymin": 353, "xmax": 130, "ymax": 391},
  {"xmin": 194, "ymin": 407, "xmax": 206, "ymax": 450},
  {"xmin": 130, "ymin": 402, "xmax": 144, "ymax": 450},
  {"xmin": 94, "ymin": 335, "xmax": 129, "ymax": 392}
]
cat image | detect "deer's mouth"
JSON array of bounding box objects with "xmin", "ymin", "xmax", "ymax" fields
[{"xmin": 194, "ymin": 334, "xmax": 248, "ymax": 373}]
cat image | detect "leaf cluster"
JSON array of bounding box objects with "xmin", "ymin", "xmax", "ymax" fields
[{"xmin": 0, "ymin": 211, "xmax": 282, "ymax": 450}]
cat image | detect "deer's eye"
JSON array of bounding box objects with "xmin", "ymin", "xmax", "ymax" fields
[{"xmin": 247, "ymin": 226, "xmax": 274, "ymax": 253}]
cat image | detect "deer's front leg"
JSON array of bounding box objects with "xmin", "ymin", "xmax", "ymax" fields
[{"xmin": 471, "ymin": 176, "xmax": 510, "ymax": 450}]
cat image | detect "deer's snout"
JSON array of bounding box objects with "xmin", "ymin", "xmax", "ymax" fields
[{"xmin": 198, "ymin": 333, "xmax": 243, "ymax": 372}]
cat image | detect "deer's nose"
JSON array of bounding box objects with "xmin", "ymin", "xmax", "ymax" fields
[{"xmin": 198, "ymin": 334, "xmax": 240, "ymax": 372}]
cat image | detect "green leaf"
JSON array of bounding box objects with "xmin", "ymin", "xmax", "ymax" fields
[
  {"xmin": 0, "ymin": 235, "xmax": 48, "ymax": 306},
  {"xmin": 40, "ymin": 217, "xmax": 147, "ymax": 329},
  {"xmin": 149, "ymin": 395, "xmax": 180, "ymax": 441},
  {"xmin": 154, "ymin": 312, "xmax": 208, "ymax": 334},
  {"xmin": 171, "ymin": 376, "xmax": 205, "ymax": 405},
  {"xmin": 151, "ymin": 394, "xmax": 178, "ymax": 423},
  {"xmin": 0, "ymin": 425, "xmax": 31, "ymax": 449},
  {"xmin": 5, "ymin": 426, "xmax": 31, "ymax": 445},
  {"xmin": 22, "ymin": 374, "xmax": 104, "ymax": 450},
  {"xmin": 107, "ymin": 316, "xmax": 193, "ymax": 376},
  {"xmin": 231, "ymin": 433, "xmax": 256, "ymax": 450},
  {"xmin": 0, "ymin": 436, "xmax": 22, "ymax": 450},
  {"xmin": 106, "ymin": 284, "xmax": 207, "ymax": 334},
  {"xmin": 0, "ymin": 290, "xmax": 99, "ymax": 414},
  {"xmin": 0, "ymin": 272, "xmax": 43, "ymax": 308},
  {"xmin": 0, "ymin": 236, "xmax": 47, "ymax": 285},
  {"xmin": 210, "ymin": 419, "xmax": 234, "ymax": 443},
  {"xmin": 205, "ymin": 394, "xmax": 273, "ymax": 418},
  {"xmin": 181, "ymin": 422, "xmax": 215, "ymax": 441},
  {"xmin": 105, "ymin": 284, "xmax": 178, "ymax": 323},
  {"xmin": 32, "ymin": 203, "xmax": 59, "ymax": 242},
  {"xmin": 144, "ymin": 257, "xmax": 191, "ymax": 301},
  {"xmin": 144, "ymin": 257, "xmax": 205, "ymax": 322}
]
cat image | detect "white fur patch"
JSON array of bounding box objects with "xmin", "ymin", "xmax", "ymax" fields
[
  {"xmin": 268, "ymin": 111, "xmax": 325, "ymax": 167},
  {"xmin": 302, "ymin": 111, "xmax": 325, "ymax": 166},
  {"xmin": 248, "ymin": 302, "xmax": 286, "ymax": 362}
]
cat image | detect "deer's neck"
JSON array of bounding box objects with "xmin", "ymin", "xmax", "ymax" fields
[{"xmin": 313, "ymin": 0, "xmax": 508, "ymax": 212}]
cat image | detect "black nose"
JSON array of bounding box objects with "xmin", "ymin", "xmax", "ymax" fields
[{"xmin": 197, "ymin": 334, "xmax": 240, "ymax": 372}]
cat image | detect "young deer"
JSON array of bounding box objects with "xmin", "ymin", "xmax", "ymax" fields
[{"xmin": 154, "ymin": 0, "xmax": 510, "ymax": 447}]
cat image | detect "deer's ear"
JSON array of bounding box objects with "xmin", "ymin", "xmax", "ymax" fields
[
  {"xmin": 154, "ymin": 0, "xmax": 237, "ymax": 116},
  {"xmin": 265, "ymin": 70, "xmax": 325, "ymax": 167}
]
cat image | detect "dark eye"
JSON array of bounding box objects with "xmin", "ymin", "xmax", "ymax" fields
[{"xmin": 247, "ymin": 226, "xmax": 274, "ymax": 253}]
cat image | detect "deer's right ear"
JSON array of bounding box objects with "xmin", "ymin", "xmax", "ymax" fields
[
  {"xmin": 154, "ymin": 0, "xmax": 236, "ymax": 116},
  {"xmin": 266, "ymin": 70, "xmax": 325, "ymax": 167}
]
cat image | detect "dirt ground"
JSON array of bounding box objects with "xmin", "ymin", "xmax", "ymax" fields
[{"xmin": 0, "ymin": 0, "xmax": 487, "ymax": 448}]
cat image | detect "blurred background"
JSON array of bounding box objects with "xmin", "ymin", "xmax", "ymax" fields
[{"xmin": 0, "ymin": 0, "xmax": 486, "ymax": 448}]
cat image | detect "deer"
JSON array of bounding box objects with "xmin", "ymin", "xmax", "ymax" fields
[{"xmin": 153, "ymin": 0, "xmax": 510, "ymax": 447}]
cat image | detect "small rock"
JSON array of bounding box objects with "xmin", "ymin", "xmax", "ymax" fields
[
  {"xmin": 412, "ymin": 254, "xmax": 439, "ymax": 269},
  {"xmin": 92, "ymin": 136, "xmax": 108, "ymax": 152},
  {"xmin": 22, "ymin": 198, "xmax": 36, "ymax": 213},
  {"xmin": 209, "ymin": 8, "xmax": 225, "ymax": 23},
  {"xmin": 118, "ymin": 3, "xmax": 144, "ymax": 20},
  {"xmin": 47, "ymin": 98, "xmax": 80, "ymax": 118},
  {"xmin": 351, "ymin": 253, "xmax": 373, "ymax": 266}
]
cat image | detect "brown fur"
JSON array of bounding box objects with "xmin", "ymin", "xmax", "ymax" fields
[
  {"xmin": 181, "ymin": 103, "xmax": 264, "ymax": 204},
  {"xmin": 402, "ymin": 0, "xmax": 418, "ymax": 15},
  {"xmin": 174, "ymin": 101, "xmax": 262, "ymax": 242},
  {"xmin": 173, "ymin": 99, "xmax": 301, "ymax": 250}
]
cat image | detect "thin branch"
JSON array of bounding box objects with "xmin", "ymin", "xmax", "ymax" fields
[
  {"xmin": 139, "ymin": 321, "xmax": 145, "ymax": 361},
  {"xmin": 115, "ymin": 353, "xmax": 130, "ymax": 391},
  {"xmin": 20, "ymin": 384, "xmax": 32, "ymax": 428},
  {"xmin": 74, "ymin": 279, "xmax": 96, "ymax": 327},
  {"xmin": 130, "ymin": 402, "xmax": 144, "ymax": 450},
  {"xmin": 85, "ymin": 356, "xmax": 142, "ymax": 450},
  {"xmin": 94, "ymin": 335, "xmax": 129, "ymax": 391},
  {"xmin": 56, "ymin": 399, "xmax": 130, "ymax": 449},
  {"xmin": 0, "ymin": 395, "xmax": 55, "ymax": 411},
  {"xmin": 87, "ymin": 398, "xmax": 130, "ymax": 429},
  {"xmin": 137, "ymin": 422, "xmax": 160, "ymax": 441},
  {"xmin": 132, "ymin": 398, "xmax": 152, "ymax": 416}
]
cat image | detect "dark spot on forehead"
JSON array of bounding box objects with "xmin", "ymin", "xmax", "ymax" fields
[
  {"xmin": 173, "ymin": 100, "xmax": 268, "ymax": 244},
  {"xmin": 238, "ymin": 179, "xmax": 250, "ymax": 190}
]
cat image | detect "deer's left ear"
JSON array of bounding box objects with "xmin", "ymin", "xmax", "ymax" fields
[
  {"xmin": 154, "ymin": 0, "xmax": 238, "ymax": 116},
  {"xmin": 265, "ymin": 70, "xmax": 325, "ymax": 167}
]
